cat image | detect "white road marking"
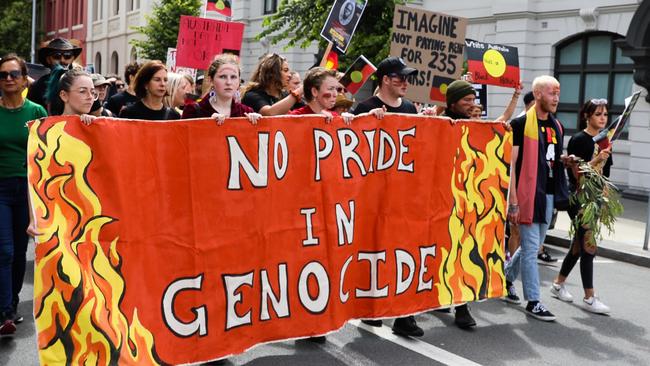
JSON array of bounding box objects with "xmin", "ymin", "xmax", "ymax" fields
[{"xmin": 349, "ymin": 320, "xmax": 482, "ymax": 366}]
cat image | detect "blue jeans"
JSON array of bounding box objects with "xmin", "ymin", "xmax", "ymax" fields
[
  {"xmin": 0, "ymin": 177, "xmax": 30, "ymax": 314},
  {"xmin": 505, "ymin": 194, "xmax": 554, "ymax": 302}
]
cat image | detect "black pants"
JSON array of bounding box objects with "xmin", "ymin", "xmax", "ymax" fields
[{"xmin": 559, "ymin": 203, "xmax": 594, "ymax": 289}]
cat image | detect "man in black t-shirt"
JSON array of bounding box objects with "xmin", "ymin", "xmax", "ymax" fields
[
  {"xmin": 505, "ymin": 75, "xmax": 570, "ymax": 322},
  {"xmin": 352, "ymin": 57, "xmax": 425, "ymax": 338},
  {"xmin": 105, "ymin": 62, "xmax": 141, "ymax": 116}
]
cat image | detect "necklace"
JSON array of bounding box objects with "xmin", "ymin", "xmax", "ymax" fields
[{"xmin": 0, "ymin": 96, "xmax": 25, "ymax": 112}]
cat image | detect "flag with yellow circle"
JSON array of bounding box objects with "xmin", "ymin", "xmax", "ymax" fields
[{"xmin": 465, "ymin": 39, "xmax": 520, "ymax": 88}]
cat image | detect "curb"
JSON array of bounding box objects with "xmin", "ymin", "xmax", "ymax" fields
[{"xmin": 545, "ymin": 234, "xmax": 650, "ymax": 269}]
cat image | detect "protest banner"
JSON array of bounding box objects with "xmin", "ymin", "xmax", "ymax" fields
[
  {"xmin": 206, "ymin": 0, "xmax": 231, "ymax": 17},
  {"xmin": 339, "ymin": 55, "xmax": 376, "ymax": 94},
  {"xmin": 320, "ymin": 0, "xmax": 368, "ymax": 52},
  {"xmin": 176, "ymin": 15, "xmax": 245, "ymax": 70},
  {"xmin": 166, "ymin": 47, "xmax": 198, "ymax": 81},
  {"xmin": 465, "ymin": 39, "xmax": 520, "ymax": 88},
  {"xmin": 390, "ymin": 5, "xmax": 468, "ymax": 104},
  {"xmin": 29, "ymin": 115, "xmax": 510, "ymax": 365}
]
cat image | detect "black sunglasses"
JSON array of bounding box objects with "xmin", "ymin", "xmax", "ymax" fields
[
  {"xmin": 52, "ymin": 52, "xmax": 74, "ymax": 60},
  {"xmin": 0, "ymin": 70, "xmax": 23, "ymax": 80}
]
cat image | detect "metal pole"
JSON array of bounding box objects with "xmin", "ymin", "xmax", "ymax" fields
[
  {"xmin": 643, "ymin": 195, "xmax": 650, "ymax": 250},
  {"xmin": 30, "ymin": 0, "xmax": 36, "ymax": 63}
]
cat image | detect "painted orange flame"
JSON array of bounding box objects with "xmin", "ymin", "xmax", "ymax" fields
[
  {"xmin": 437, "ymin": 124, "xmax": 511, "ymax": 304},
  {"xmin": 27, "ymin": 120, "xmax": 161, "ymax": 365}
]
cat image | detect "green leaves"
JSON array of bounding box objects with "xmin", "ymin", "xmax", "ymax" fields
[
  {"xmin": 130, "ymin": 0, "xmax": 202, "ymax": 62},
  {"xmin": 569, "ymin": 160, "xmax": 624, "ymax": 246},
  {"xmin": 0, "ymin": 0, "xmax": 34, "ymax": 59},
  {"xmin": 258, "ymin": 0, "xmax": 407, "ymax": 70}
]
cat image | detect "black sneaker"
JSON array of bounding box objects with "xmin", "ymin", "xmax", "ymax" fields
[
  {"xmin": 361, "ymin": 319, "xmax": 383, "ymax": 327},
  {"xmin": 392, "ymin": 316, "xmax": 424, "ymax": 337},
  {"xmin": 306, "ymin": 336, "xmax": 326, "ymax": 344},
  {"xmin": 10, "ymin": 312, "xmax": 24, "ymax": 324},
  {"xmin": 525, "ymin": 301, "xmax": 556, "ymax": 321},
  {"xmin": 503, "ymin": 283, "xmax": 521, "ymax": 305},
  {"xmin": 454, "ymin": 304, "xmax": 476, "ymax": 329},
  {"xmin": 537, "ymin": 248, "xmax": 558, "ymax": 263}
]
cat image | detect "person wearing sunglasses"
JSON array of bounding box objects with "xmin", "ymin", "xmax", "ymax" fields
[
  {"xmin": 45, "ymin": 67, "xmax": 98, "ymax": 125},
  {"xmin": 241, "ymin": 53, "xmax": 303, "ymax": 116},
  {"xmin": 549, "ymin": 98, "xmax": 613, "ymax": 315},
  {"xmin": 0, "ymin": 54, "xmax": 48, "ymax": 335},
  {"xmin": 27, "ymin": 38, "xmax": 82, "ymax": 110},
  {"xmin": 119, "ymin": 61, "xmax": 180, "ymax": 121}
]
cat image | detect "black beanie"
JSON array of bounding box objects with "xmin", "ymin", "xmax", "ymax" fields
[{"xmin": 446, "ymin": 80, "xmax": 475, "ymax": 107}]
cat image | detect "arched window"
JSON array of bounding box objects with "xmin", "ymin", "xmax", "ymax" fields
[
  {"xmin": 111, "ymin": 51, "xmax": 119, "ymax": 75},
  {"xmin": 554, "ymin": 32, "xmax": 634, "ymax": 137},
  {"xmin": 95, "ymin": 52, "xmax": 102, "ymax": 74}
]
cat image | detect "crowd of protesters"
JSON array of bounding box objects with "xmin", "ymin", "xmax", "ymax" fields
[{"xmin": 0, "ymin": 37, "xmax": 615, "ymax": 338}]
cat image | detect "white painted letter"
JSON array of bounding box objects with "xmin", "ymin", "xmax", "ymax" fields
[
  {"xmin": 398, "ymin": 127, "xmax": 416, "ymax": 172},
  {"xmin": 260, "ymin": 264, "xmax": 289, "ymax": 321},
  {"xmin": 227, "ymin": 134, "xmax": 269, "ymax": 189},
  {"xmin": 298, "ymin": 262, "xmax": 330, "ymax": 313},
  {"xmin": 300, "ymin": 208, "xmax": 319, "ymax": 246},
  {"xmin": 162, "ymin": 275, "xmax": 207, "ymax": 337},
  {"xmin": 377, "ymin": 130, "xmax": 396, "ymax": 171},
  {"xmin": 337, "ymin": 129, "xmax": 367, "ymax": 178},
  {"xmin": 224, "ymin": 272, "xmax": 254, "ymax": 330},
  {"xmin": 314, "ymin": 130, "xmax": 333, "ymax": 181},
  {"xmin": 418, "ymin": 245, "xmax": 436, "ymax": 292},
  {"xmin": 395, "ymin": 249, "xmax": 415, "ymax": 295},
  {"xmin": 274, "ymin": 131, "xmax": 288, "ymax": 179},
  {"xmin": 356, "ymin": 252, "xmax": 388, "ymax": 298},
  {"xmin": 335, "ymin": 200, "xmax": 355, "ymax": 245}
]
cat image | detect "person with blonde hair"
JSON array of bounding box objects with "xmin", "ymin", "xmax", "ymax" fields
[
  {"xmin": 241, "ymin": 53, "xmax": 302, "ymax": 115},
  {"xmin": 182, "ymin": 54, "xmax": 260, "ymax": 124},
  {"xmin": 504, "ymin": 75, "xmax": 570, "ymax": 321},
  {"xmin": 163, "ymin": 73, "xmax": 194, "ymax": 113}
]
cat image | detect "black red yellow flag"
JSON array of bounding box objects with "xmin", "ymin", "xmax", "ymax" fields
[
  {"xmin": 339, "ymin": 55, "xmax": 376, "ymax": 95},
  {"xmin": 206, "ymin": 0, "xmax": 232, "ymax": 17}
]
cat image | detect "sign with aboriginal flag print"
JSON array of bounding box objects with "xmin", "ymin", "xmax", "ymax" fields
[
  {"xmin": 339, "ymin": 55, "xmax": 376, "ymax": 94},
  {"xmin": 28, "ymin": 114, "xmax": 510, "ymax": 365},
  {"xmin": 465, "ymin": 39, "xmax": 520, "ymax": 88}
]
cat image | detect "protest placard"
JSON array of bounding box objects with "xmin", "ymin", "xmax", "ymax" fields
[
  {"xmin": 339, "ymin": 55, "xmax": 376, "ymax": 94},
  {"xmin": 389, "ymin": 5, "xmax": 467, "ymax": 104},
  {"xmin": 176, "ymin": 15, "xmax": 245, "ymax": 70},
  {"xmin": 29, "ymin": 115, "xmax": 509, "ymax": 365},
  {"xmin": 166, "ymin": 47, "xmax": 198, "ymax": 81},
  {"xmin": 593, "ymin": 90, "xmax": 642, "ymax": 149},
  {"xmin": 465, "ymin": 39, "xmax": 520, "ymax": 88},
  {"xmin": 320, "ymin": 0, "xmax": 368, "ymax": 52}
]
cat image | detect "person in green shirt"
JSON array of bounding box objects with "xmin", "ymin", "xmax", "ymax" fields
[{"xmin": 0, "ymin": 54, "xmax": 47, "ymax": 335}]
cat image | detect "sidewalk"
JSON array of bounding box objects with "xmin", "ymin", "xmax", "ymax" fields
[{"xmin": 545, "ymin": 197, "xmax": 650, "ymax": 268}]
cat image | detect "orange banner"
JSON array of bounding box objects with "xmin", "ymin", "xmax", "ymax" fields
[{"xmin": 28, "ymin": 114, "xmax": 511, "ymax": 365}]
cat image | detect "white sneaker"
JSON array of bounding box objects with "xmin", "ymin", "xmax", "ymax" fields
[
  {"xmin": 550, "ymin": 282, "xmax": 574, "ymax": 302},
  {"xmin": 582, "ymin": 297, "xmax": 610, "ymax": 314}
]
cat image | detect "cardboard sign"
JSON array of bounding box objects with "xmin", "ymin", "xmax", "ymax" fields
[
  {"xmin": 29, "ymin": 115, "xmax": 510, "ymax": 365},
  {"xmin": 389, "ymin": 5, "xmax": 468, "ymax": 104},
  {"xmin": 166, "ymin": 47, "xmax": 198, "ymax": 81},
  {"xmin": 339, "ymin": 55, "xmax": 376, "ymax": 94},
  {"xmin": 465, "ymin": 39, "xmax": 519, "ymax": 88},
  {"xmin": 320, "ymin": 0, "xmax": 368, "ymax": 53},
  {"xmin": 206, "ymin": 0, "xmax": 231, "ymax": 17},
  {"xmin": 176, "ymin": 15, "xmax": 245, "ymax": 70}
]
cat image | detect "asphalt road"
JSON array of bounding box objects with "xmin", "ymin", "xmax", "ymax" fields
[{"xmin": 2, "ymin": 244, "xmax": 648, "ymax": 366}]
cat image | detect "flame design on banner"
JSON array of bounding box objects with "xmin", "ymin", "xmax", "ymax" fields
[
  {"xmin": 437, "ymin": 124, "xmax": 511, "ymax": 304},
  {"xmin": 27, "ymin": 120, "xmax": 161, "ymax": 366}
]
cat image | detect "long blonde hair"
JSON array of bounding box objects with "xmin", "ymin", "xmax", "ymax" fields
[{"xmin": 163, "ymin": 72, "xmax": 192, "ymax": 108}]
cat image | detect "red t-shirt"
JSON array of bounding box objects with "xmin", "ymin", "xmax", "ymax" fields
[{"xmin": 288, "ymin": 105, "xmax": 339, "ymax": 116}]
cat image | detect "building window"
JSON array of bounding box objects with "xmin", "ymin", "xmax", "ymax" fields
[
  {"xmin": 95, "ymin": 52, "xmax": 102, "ymax": 74},
  {"xmin": 111, "ymin": 51, "xmax": 119, "ymax": 74},
  {"xmin": 113, "ymin": 0, "xmax": 119, "ymax": 15},
  {"xmin": 264, "ymin": 0, "xmax": 277, "ymax": 15},
  {"xmin": 554, "ymin": 32, "xmax": 634, "ymax": 138},
  {"xmin": 130, "ymin": 47, "xmax": 137, "ymax": 62},
  {"xmin": 94, "ymin": 0, "xmax": 102, "ymax": 20}
]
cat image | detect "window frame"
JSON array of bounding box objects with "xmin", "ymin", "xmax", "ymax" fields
[
  {"xmin": 554, "ymin": 32, "xmax": 634, "ymax": 138},
  {"xmin": 263, "ymin": 0, "xmax": 277, "ymax": 15}
]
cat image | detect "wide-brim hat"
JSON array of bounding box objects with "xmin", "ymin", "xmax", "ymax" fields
[
  {"xmin": 334, "ymin": 93, "xmax": 354, "ymax": 109},
  {"xmin": 38, "ymin": 38, "xmax": 82, "ymax": 66},
  {"xmin": 91, "ymin": 73, "xmax": 111, "ymax": 87}
]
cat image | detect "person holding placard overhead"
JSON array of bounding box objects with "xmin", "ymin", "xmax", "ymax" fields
[{"xmin": 241, "ymin": 53, "xmax": 303, "ymax": 116}]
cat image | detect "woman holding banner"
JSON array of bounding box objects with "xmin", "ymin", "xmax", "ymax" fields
[
  {"xmin": 241, "ymin": 53, "xmax": 302, "ymax": 116},
  {"xmin": 550, "ymin": 99, "xmax": 612, "ymax": 314},
  {"xmin": 288, "ymin": 67, "xmax": 353, "ymax": 124},
  {"xmin": 0, "ymin": 54, "xmax": 48, "ymax": 335},
  {"xmin": 119, "ymin": 61, "xmax": 180, "ymax": 121},
  {"xmin": 46, "ymin": 67, "xmax": 98, "ymax": 125},
  {"xmin": 182, "ymin": 54, "xmax": 261, "ymax": 125}
]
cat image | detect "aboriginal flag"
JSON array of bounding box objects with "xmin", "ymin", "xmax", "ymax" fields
[
  {"xmin": 429, "ymin": 75, "xmax": 456, "ymax": 104},
  {"xmin": 465, "ymin": 39, "xmax": 519, "ymax": 88},
  {"xmin": 325, "ymin": 49, "xmax": 339, "ymax": 70},
  {"xmin": 340, "ymin": 56, "xmax": 376, "ymax": 95},
  {"xmin": 206, "ymin": 0, "xmax": 232, "ymax": 17}
]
